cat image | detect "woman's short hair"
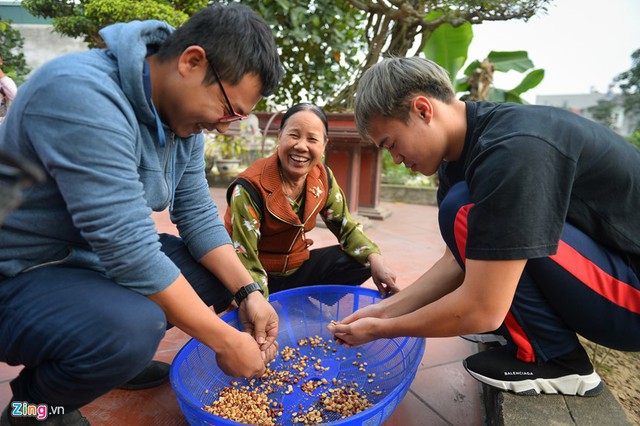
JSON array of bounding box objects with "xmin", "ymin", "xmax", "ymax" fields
[
  {"xmin": 280, "ymin": 103, "xmax": 329, "ymax": 139},
  {"xmin": 355, "ymin": 56, "xmax": 455, "ymax": 140}
]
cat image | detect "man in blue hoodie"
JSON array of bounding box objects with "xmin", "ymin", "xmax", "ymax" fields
[{"xmin": 0, "ymin": 4, "xmax": 283, "ymax": 424}]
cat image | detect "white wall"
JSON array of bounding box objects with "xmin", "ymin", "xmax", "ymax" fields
[{"xmin": 14, "ymin": 24, "xmax": 88, "ymax": 75}]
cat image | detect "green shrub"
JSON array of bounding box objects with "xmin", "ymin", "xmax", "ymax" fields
[{"xmin": 381, "ymin": 151, "xmax": 435, "ymax": 187}]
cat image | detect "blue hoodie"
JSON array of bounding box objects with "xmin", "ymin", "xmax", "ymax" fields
[{"xmin": 0, "ymin": 21, "xmax": 232, "ymax": 294}]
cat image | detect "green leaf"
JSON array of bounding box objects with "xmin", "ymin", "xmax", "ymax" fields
[
  {"xmin": 503, "ymin": 91, "xmax": 526, "ymax": 104},
  {"xmin": 275, "ymin": 0, "xmax": 290, "ymax": 12},
  {"xmin": 486, "ymin": 88, "xmax": 506, "ymax": 103},
  {"xmin": 510, "ymin": 68, "xmax": 545, "ymax": 94},
  {"xmin": 289, "ymin": 6, "xmax": 307, "ymax": 28},
  {"xmin": 0, "ymin": 18, "xmax": 30, "ymax": 83},
  {"xmin": 423, "ymin": 21, "xmax": 473, "ymax": 84},
  {"xmin": 487, "ymin": 51, "xmax": 534, "ymax": 73},
  {"xmin": 463, "ymin": 59, "xmax": 482, "ymax": 76},
  {"xmin": 454, "ymin": 77, "xmax": 469, "ymax": 93}
]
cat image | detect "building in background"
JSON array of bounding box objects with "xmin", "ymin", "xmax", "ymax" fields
[{"xmin": 537, "ymin": 91, "xmax": 636, "ymax": 137}]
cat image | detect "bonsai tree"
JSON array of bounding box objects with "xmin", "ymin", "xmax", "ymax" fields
[{"xmin": 324, "ymin": 0, "xmax": 552, "ymax": 110}]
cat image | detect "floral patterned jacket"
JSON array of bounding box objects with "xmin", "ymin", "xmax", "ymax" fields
[{"xmin": 224, "ymin": 157, "xmax": 380, "ymax": 297}]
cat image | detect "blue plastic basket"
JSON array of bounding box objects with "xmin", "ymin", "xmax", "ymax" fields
[{"xmin": 170, "ymin": 285, "xmax": 426, "ymax": 425}]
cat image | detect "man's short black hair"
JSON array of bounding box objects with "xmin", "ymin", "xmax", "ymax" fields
[{"xmin": 157, "ymin": 3, "xmax": 283, "ymax": 96}]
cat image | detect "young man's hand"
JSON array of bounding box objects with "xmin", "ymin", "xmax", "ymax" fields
[
  {"xmin": 327, "ymin": 302, "xmax": 387, "ymax": 347},
  {"xmin": 328, "ymin": 317, "xmax": 384, "ymax": 348}
]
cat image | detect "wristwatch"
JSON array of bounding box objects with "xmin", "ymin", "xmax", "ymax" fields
[{"xmin": 233, "ymin": 282, "xmax": 264, "ymax": 306}]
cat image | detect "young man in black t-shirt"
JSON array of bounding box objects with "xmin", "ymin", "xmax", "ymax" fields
[{"xmin": 329, "ymin": 56, "xmax": 640, "ymax": 397}]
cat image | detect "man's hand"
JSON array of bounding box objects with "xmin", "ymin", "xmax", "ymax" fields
[
  {"xmin": 261, "ymin": 340, "xmax": 279, "ymax": 364},
  {"xmin": 215, "ymin": 329, "xmax": 268, "ymax": 378},
  {"xmin": 368, "ymin": 253, "xmax": 399, "ymax": 297},
  {"xmin": 238, "ymin": 291, "xmax": 279, "ymax": 351}
]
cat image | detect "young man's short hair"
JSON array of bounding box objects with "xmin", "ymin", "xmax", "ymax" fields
[{"xmin": 355, "ymin": 56, "xmax": 455, "ymax": 139}]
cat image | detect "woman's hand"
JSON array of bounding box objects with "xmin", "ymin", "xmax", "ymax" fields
[
  {"xmin": 238, "ymin": 291, "xmax": 279, "ymax": 352},
  {"xmin": 368, "ymin": 253, "xmax": 399, "ymax": 297}
]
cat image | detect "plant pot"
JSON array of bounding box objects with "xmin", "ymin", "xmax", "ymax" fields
[{"xmin": 215, "ymin": 158, "xmax": 241, "ymax": 176}]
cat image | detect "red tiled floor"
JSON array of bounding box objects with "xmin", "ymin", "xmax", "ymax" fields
[
  {"xmin": 420, "ymin": 337, "xmax": 478, "ymax": 369},
  {"xmin": 409, "ymin": 361, "xmax": 484, "ymax": 426},
  {"xmin": 382, "ymin": 392, "xmax": 449, "ymax": 426},
  {"xmin": 0, "ymin": 187, "xmax": 485, "ymax": 425}
]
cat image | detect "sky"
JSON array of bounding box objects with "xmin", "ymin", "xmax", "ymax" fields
[{"xmin": 465, "ymin": 0, "xmax": 640, "ymax": 103}]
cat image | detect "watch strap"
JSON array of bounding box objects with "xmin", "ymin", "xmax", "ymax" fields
[{"xmin": 233, "ymin": 282, "xmax": 264, "ymax": 306}]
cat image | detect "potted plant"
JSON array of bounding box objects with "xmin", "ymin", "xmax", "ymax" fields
[
  {"xmin": 213, "ymin": 134, "xmax": 243, "ymax": 176},
  {"xmin": 203, "ymin": 133, "xmax": 218, "ymax": 173}
]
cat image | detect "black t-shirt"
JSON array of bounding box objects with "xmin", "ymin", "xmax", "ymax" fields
[{"xmin": 438, "ymin": 101, "xmax": 640, "ymax": 270}]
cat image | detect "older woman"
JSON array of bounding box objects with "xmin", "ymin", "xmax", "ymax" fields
[{"xmin": 224, "ymin": 103, "xmax": 398, "ymax": 299}]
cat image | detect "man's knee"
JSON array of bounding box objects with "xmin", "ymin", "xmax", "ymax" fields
[
  {"xmin": 88, "ymin": 297, "xmax": 166, "ymax": 380},
  {"xmin": 438, "ymin": 182, "xmax": 473, "ymax": 267},
  {"xmin": 112, "ymin": 298, "xmax": 166, "ymax": 358}
]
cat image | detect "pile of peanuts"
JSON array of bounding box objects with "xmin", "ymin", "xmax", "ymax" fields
[
  {"xmin": 320, "ymin": 385, "xmax": 373, "ymax": 417},
  {"xmin": 202, "ymin": 335, "xmax": 380, "ymax": 425},
  {"xmin": 202, "ymin": 387, "xmax": 282, "ymax": 425}
]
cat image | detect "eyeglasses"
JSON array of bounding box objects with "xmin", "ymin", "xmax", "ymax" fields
[{"xmin": 209, "ymin": 60, "xmax": 248, "ymax": 123}]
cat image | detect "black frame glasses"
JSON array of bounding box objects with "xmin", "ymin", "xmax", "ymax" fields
[{"xmin": 209, "ymin": 60, "xmax": 249, "ymax": 123}]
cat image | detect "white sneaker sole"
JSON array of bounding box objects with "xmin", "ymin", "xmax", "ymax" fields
[{"xmin": 465, "ymin": 367, "xmax": 603, "ymax": 396}]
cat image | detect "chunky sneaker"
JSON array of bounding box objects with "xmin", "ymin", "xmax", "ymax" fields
[
  {"xmin": 461, "ymin": 333, "xmax": 507, "ymax": 346},
  {"xmin": 463, "ymin": 345, "xmax": 603, "ymax": 396}
]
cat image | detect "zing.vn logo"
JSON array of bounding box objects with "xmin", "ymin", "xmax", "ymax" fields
[{"xmin": 11, "ymin": 402, "xmax": 64, "ymax": 421}]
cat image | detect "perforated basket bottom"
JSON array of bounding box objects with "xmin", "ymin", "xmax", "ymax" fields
[{"xmin": 170, "ymin": 285, "xmax": 426, "ymax": 426}]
